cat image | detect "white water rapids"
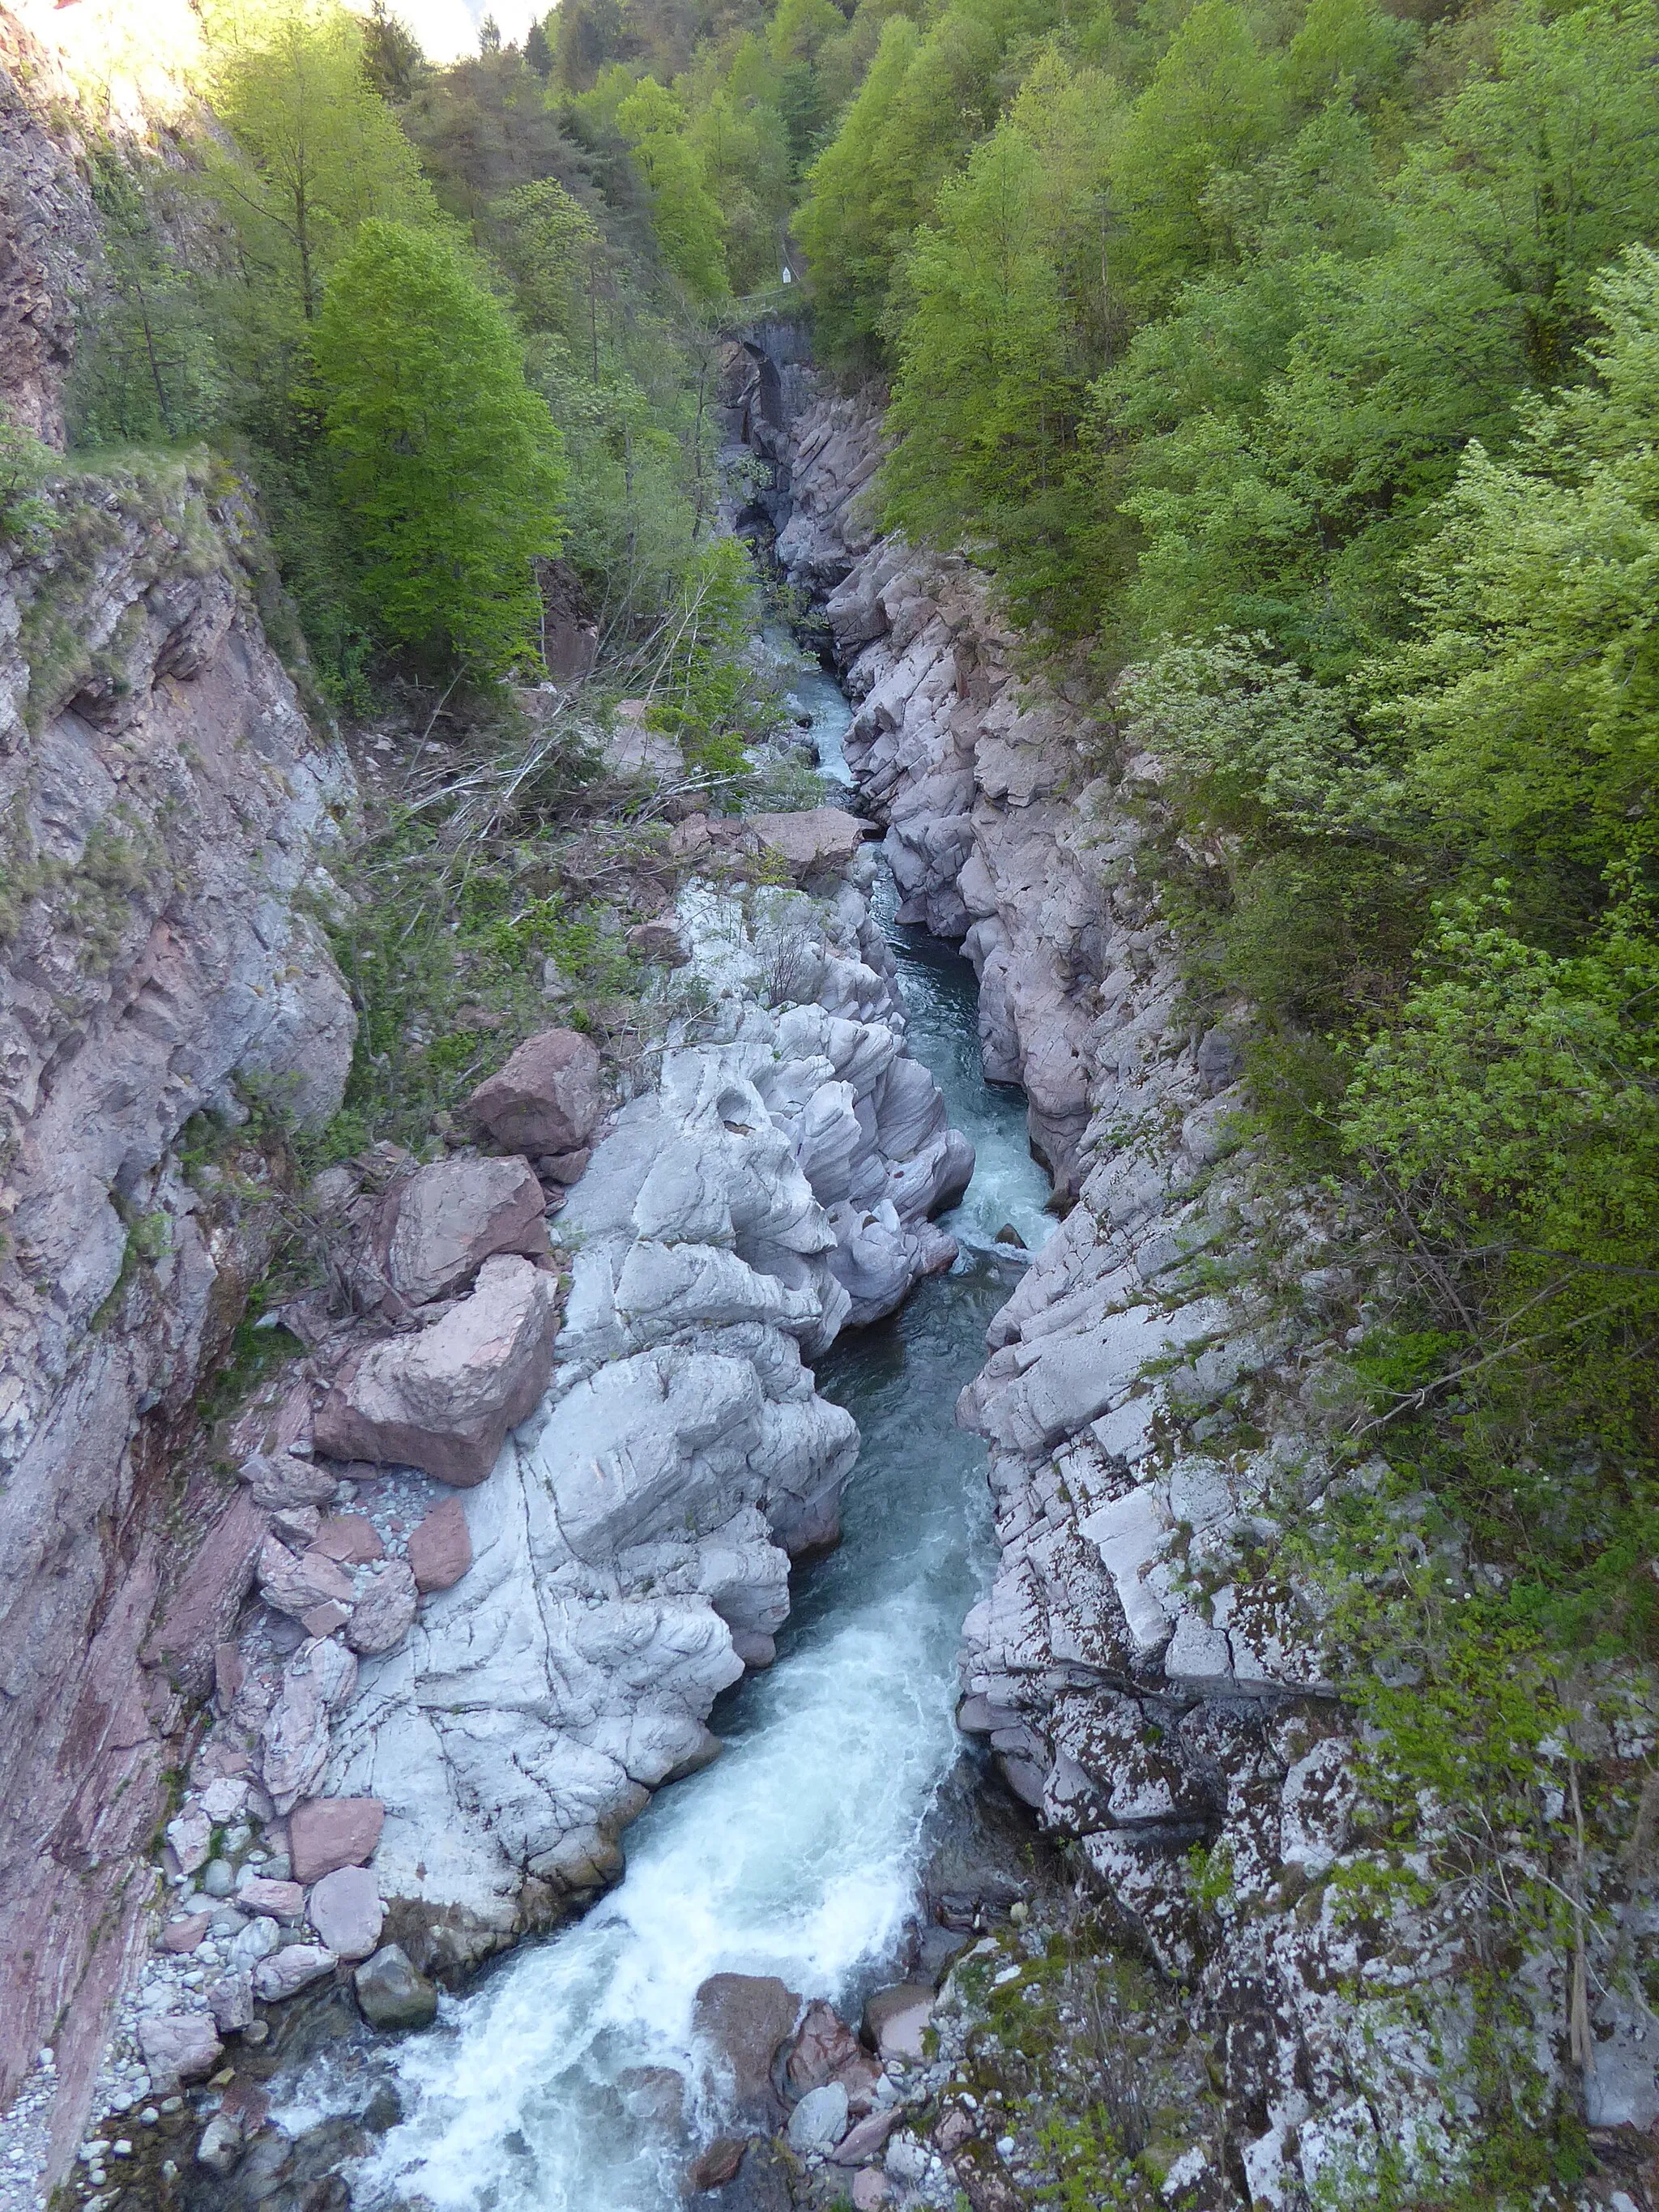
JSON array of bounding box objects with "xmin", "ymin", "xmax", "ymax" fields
[{"xmin": 313, "ymin": 657, "xmax": 1052, "ymax": 2210}]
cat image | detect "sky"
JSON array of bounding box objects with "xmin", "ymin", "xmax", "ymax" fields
[{"xmin": 375, "ymin": 0, "xmax": 544, "ymax": 62}]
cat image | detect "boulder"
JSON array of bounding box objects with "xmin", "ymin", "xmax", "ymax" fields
[
  {"xmin": 784, "ymin": 2000, "xmax": 863, "ymax": 2099},
  {"xmin": 141, "ymin": 1492, "xmax": 271, "ymax": 1701},
  {"xmin": 380, "ymin": 1155, "xmax": 551, "ymax": 1306},
  {"xmin": 345, "ymin": 1561, "xmax": 419, "ymax": 1655},
  {"xmin": 466, "ymin": 1029, "xmax": 603, "ymax": 1157},
  {"xmin": 787, "ymin": 2082, "xmax": 849, "ymax": 2154},
  {"xmin": 240, "ymin": 1454, "xmax": 339, "ymax": 1511},
  {"xmin": 831, "ymin": 2109, "xmax": 902, "ymax": 2166},
  {"xmin": 354, "ymin": 1944, "xmax": 438, "ymax": 2031},
  {"xmin": 688, "ymin": 2137, "xmax": 748, "ymax": 2192},
  {"xmin": 260, "ymin": 1663, "xmax": 331, "ymax": 1815},
  {"xmin": 288, "ymin": 1796, "xmax": 384, "ymax": 1882},
  {"xmin": 627, "ymin": 919, "xmax": 687, "ymax": 966},
  {"xmin": 138, "ymin": 2013, "xmax": 224, "ymax": 2095},
  {"xmin": 160, "ymin": 1913, "xmax": 211, "ymax": 1955},
  {"xmin": 255, "ymin": 1536, "xmax": 354, "ymax": 1622},
  {"xmin": 851, "ymin": 2169, "xmax": 891, "ymax": 2210},
  {"xmin": 861, "ymin": 1984, "xmax": 933, "ymax": 2063},
  {"xmin": 692, "ymin": 1973, "xmax": 800, "ymax": 2120},
  {"xmin": 235, "ymin": 1877, "xmax": 304, "ymax": 1922},
  {"xmin": 228, "ymin": 1919, "xmax": 280, "ymax": 1972},
  {"xmin": 617, "ymin": 2068, "xmax": 685, "ymax": 2126},
  {"xmin": 749, "ymin": 807, "xmax": 868, "ymax": 881},
  {"xmin": 306, "ymin": 1865, "xmax": 383, "ymax": 1960},
  {"xmin": 204, "ymin": 1971, "xmax": 255, "ymax": 2034},
  {"xmin": 253, "ymin": 1944, "xmax": 336, "ymax": 2002},
  {"xmin": 312, "ymin": 1255, "xmax": 561, "ymax": 1485},
  {"xmin": 312, "ymin": 1514, "xmax": 382, "ymax": 1565},
  {"xmin": 406, "ymin": 1497, "xmax": 471, "ymax": 1593},
  {"xmin": 164, "ymin": 1806, "xmax": 212, "ymax": 1877},
  {"xmin": 535, "ymin": 1147, "xmax": 591, "ymax": 1185},
  {"xmin": 196, "ymin": 2110, "xmax": 245, "ymax": 2176}
]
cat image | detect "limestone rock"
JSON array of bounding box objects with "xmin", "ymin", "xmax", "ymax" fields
[
  {"xmin": 354, "ymin": 1944, "xmax": 438, "ymax": 2031},
  {"xmin": 313, "ymin": 1255, "xmax": 561, "ymax": 1485},
  {"xmin": 307, "ymin": 1865, "xmax": 384, "ymax": 1960},
  {"xmin": 380, "ymin": 1155, "xmax": 551, "ymax": 1305},
  {"xmin": 346, "ymin": 1561, "xmax": 420, "ymax": 1655},
  {"xmin": 253, "ymin": 1944, "xmax": 336, "ymax": 2002},
  {"xmin": 138, "ymin": 2013, "xmax": 224, "ymax": 2095},
  {"xmin": 467, "ymin": 1029, "xmax": 603, "ymax": 1156},
  {"xmin": 787, "ymin": 2082, "xmax": 850, "ymax": 2153}
]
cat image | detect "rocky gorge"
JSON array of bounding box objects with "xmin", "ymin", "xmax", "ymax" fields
[
  {"xmin": 2, "ymin": 11, "xmax": 1657, "ymax": 2203},
  {"xmin": 740, "ymin": 354, "xmax": 1659, "ymax": 2209}
]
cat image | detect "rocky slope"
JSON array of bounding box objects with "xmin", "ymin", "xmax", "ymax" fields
[{"xmin": 752, "ymin": 361, "xmax": 1659, "ymax": 2209}]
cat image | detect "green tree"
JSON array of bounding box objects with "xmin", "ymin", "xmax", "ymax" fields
[
  {"xmin": 616, "ymin": 79, "xmax": 728, "ymax": 299},
  {"xmin": 313, "ymin": 220, "xmax": 567, "ymax": 671},
  {"xmin": 883, "ymin": 50, "xmax": 1121, "ymax": 620},
  {"xmin": 360, "ymin": 0, "xmax": 423, "ymax": 100},
  {"xmin": 1111, "ymin": 0, "xmax": 1286, "ymax": 299},
  {"xmin": 203, "ymin": 0, "xmax": 439, "ymax": 325},
  {"xmin": 794, "ymin": 14, "xmax": 921, "ymax": 365}
]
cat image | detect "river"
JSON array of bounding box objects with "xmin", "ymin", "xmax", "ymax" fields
[{"xmin": 292, "ymin": 651, "xmax": 1051, "ymax": 2212}]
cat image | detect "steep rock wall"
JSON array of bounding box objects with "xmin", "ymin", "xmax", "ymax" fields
[{"xmin": 0, "ymin": 453, "xmax": 357, "ymax": 2148}]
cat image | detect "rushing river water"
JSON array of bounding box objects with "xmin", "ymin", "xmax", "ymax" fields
[{"xmin": 331, "ymin": 655, "xmax": 1052, "ymax": 2211}]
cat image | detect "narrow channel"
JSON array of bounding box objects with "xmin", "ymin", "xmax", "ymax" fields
[{"xmin": 344, "ymin": 660, "xmax": 1051, "ymax": 2212}]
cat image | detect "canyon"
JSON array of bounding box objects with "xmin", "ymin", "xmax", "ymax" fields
[{"xmin": 1, "ymin": 27, "xmax": 1656, "ymax": 2212}]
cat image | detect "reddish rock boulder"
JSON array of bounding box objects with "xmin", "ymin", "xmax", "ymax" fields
[
  {"xmin": 861, "ymin": 1983, "xmax": 934, "ymax": 2063},
  {"xmin": 692, "ymin": 1973, "xmax": 800, "ymax": 2122},
  {"xmin": 313, "ymin": 1514, "xmax": 382, "ymax": 1565},
  {"xmin": 237, "ymin": 1877, "xmax": 304, "ymax": 1922},
  {"xmin": 466, "ymin": 1029, "xmax": 603, "ymax": 1157},
  {"xmin": 255, "ymin": 1536, "xmax": 354, "ymax": 1621},
  {"xmin": 687, "ymin": 2137, "xmax": 748, "ymax": 2192},
  {"xmin": 289, "ymin": 1796, "xmax": 385, "ymax": 1883},
  {"xmin": 313, "ymin": 1256, "xmax": 561, "ymax": 1486},
  {"xmin": 379, "ymin": 1155, "xmax": 550, "ymax": 1306},
  {"xmin": 160, "ymin": 1914, "xmax": 211, "ymax": 1955},
  {"xmin": 749, "ymin": 807, "xmax": 869, "ymax": 881},
  {"xmin": 141, "ymin": 1492, "xmax": 270, "ymax": 1700},
  {"xmin": 406, "ymin": 1496, "xmax": 471, "ymax": 1592}
]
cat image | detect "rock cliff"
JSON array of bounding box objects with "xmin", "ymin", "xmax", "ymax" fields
[
  {"xmin": 757, "ymin": 366, "xmax": 1659, "ymax": 2206},
  {"xmin": 0, "ymin": 452, "xmax": 358, "ymax": 2154}
]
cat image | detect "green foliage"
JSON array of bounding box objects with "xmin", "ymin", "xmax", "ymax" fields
[
  {"xmin": 313, "ymin": 220, "xmax": 567, "ymax": 672},
  {"xmin": 0, "ymin": 412, "xmax": 53, "ymax": 543},
  {"xmin": 616, "ymin": 78, "xmax": 728, "ymax": 299},
  {"xmin": 202, "ymin": 0, "xmax": 441, "ymax": 328}
]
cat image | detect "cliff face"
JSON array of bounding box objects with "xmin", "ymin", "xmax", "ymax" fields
[
  {"xmin": 758, "ymin": 370, "xmax": 1659, "ymax": 2207},
  {"xmin": 0, "ymin": 26, "xmax": 97, "ymax": 449},
  {"xmin": 0, "ymin": 62, "xmax": 359, "ymax": 2150}
]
